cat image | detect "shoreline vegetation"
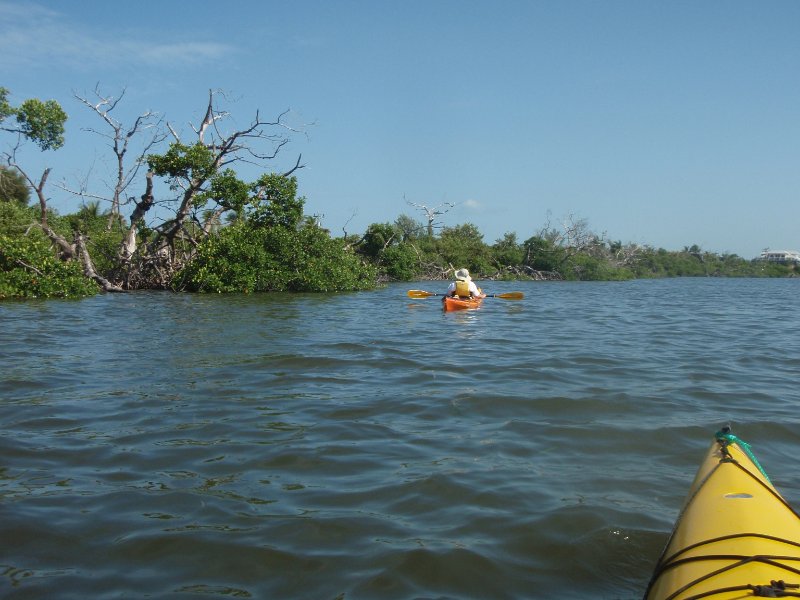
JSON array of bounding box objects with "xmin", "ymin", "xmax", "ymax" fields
[{"xmin": 1, "ymin": 87, "xmax": 795, "ymax": 300}]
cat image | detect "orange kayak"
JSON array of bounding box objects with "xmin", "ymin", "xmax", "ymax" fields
[{"xmin": 442, "ymin": 296, "xmax": 484, "ymax": 311}]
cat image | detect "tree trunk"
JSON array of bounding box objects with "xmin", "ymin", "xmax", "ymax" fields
[
  {"xmin": 76, "ymin": 233, "xmax": 124, "ymax": 292},
  {"xmin": 119, "ymin": 171, "xmax": 155, "ymax": 261},
  {"xmin": 29, "ymin": 168, "xmax": 76, "ymax": 260}
]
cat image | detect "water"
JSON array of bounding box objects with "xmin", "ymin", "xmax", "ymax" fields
[{"xmin": 2, "ymin": 278, "xmax": 800, "ymax": 599}]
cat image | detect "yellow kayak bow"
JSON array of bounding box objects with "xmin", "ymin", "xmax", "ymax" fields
[{"xmin": 644, "ymin": 428, "xmax": 800, "ymax": 600}]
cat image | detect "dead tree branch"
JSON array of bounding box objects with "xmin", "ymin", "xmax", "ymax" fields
[
  {"xmin": 75, "ymin": 232, "xmax": 124, "ymax": 292},
  {"xmin": 406, "ymin": 196, "xmax": 455, "ymax": 236},
  {"xmin": 3, "ymin": 148, "xmax": 75, "ymax": 260},
  {"xmin": 159, "ymin": 89, "xmax": 305, "ymax": 248},
  {"xmin": 68, "ymin": 86, "xmax": 165, "ymax": 227}
]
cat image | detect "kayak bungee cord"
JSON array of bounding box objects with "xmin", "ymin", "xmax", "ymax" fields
[
  {"xmin": 673, "ymin": 580, "xmax": 800, "ymax": 600},
  {"xmin": 670, "ymin": 580, "xmax": 800, "ymax": 599},
  {"xmin": 656, "ymin": 556, "xmax": 800, "ymax": 600},
  {"xmin": 644, "ymin": 429, "xmax": 800, "ymax": 599},
  {"xmin": 662, "ymin": 533, "xmax": 800, "ymax": 563}
]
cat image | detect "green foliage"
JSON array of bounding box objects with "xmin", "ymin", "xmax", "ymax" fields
[
  {"xmin": 634, "ymin": 247, "xmax": 716, "ymax": 277},
  {"xmin": 0, "ymin": 166, "xmax": 30, "ymax": 206},
  {"xmin": 380, "ymin": 242, "xmax": 418, "ymax": 280},
  {"xmin": 14, "ymin": 98, "xmax": 68, "ymax": 151},
  {"xmin": 752, "ymin": 261, "xmax": 794, "ymax": 277},
  {"xmin": 627, "ymin": 246, "xmax": 795, "ymax": 278},
  {"xmin": 0, "ymin": 202, "xmax": 98, "ymax": 299},
  {"xmin": 66, "ymin": 202, "xmax": 104, "ymax": 230},
  {"xmin": 66, "ymin": 203, "xmax": 124, "ymax": 276},
  {"xmin": 0, "ymin": 87, "xmax": 13, "ymax": 122},
  {"xmin": 350, "ymin": 216, "xmax": 796, "ymax": 283},
  {"xmin": 289, "ymin": 226, "xmax": 376, "ymax": 292},
  {"xmin": 146, "ymin": 142, "xmax": 367, "ymax": 293},
  {"xmin": 175, "ymin": 222, "xmax": 376, "ymax": 293},
  {"xmin": 83, "ymin": 229, "xmax": 123, "ymax": 277},
  {"xmin": 2, "ymin": 84, "xmax": 794, "ymax": 292},
  {"xmin": 0, "ymin": 201, "xmax": 36, "ymax": 237},
  {"xmin": 358, "ymin": 222, "xmax": 399, "ymax": 259},
  {"xmin": 196, "ymin": 168, "xmax": 251, "ymax": 212},
  {"xmin": 563, "ymin": 253, "xmax": 634, "ymax": 281},
  {"xmin": 0, "ymin": 201, "xmax": 68, "ymax": 245},
  {"xmin": 0, "ymin": 234, "xmax": 96, "ymax": 299},
  {"xmin": 1, "ymin": 88, "xmax": 67, "ymax": 151},
  {"xmin": 437, "ymin": 223, "xmax": 493, "ymax": 274},
  {"xmin": 492, "ymin": 232, "xmax": 524, "ymax": 267},
  {"xmin": 148, "ymin": 142, "xmax": 217, "ymax": 182},
  {"xmin": 394, "ymin": 214, "xmax": 424, "ymax": 241},
  {"xmin": 248, "ymin": 174, "xmax": 305, "ymax": 229},
  {"xmin": 522, "ymin": 235, "xmax": 567, "ymax": 272}
]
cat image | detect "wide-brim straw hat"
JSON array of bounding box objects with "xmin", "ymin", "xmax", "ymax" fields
[{"xmin": 455, "ymin": 268, "xmax": 471, "ymax": 281}]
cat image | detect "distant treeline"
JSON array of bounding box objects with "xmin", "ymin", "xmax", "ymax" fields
[
  {"xmin": 0, "ymin": 86, "xmax": 793, "ymax": 300},
  {"xmin": 347, "ymin": 215, "xmax": 794, "ymax": 282},
  {"xmin": 1, "ymin": 189, "xmax": 792, "ymax": 300}
]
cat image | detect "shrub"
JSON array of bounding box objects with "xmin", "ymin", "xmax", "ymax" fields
[
  {"xmin": 175, "ymin": 222, "xmax": 376, "ymax": 293},
  {"xmin": 0, "ymin": 234, "xmax": 97, "ymax": 299}
]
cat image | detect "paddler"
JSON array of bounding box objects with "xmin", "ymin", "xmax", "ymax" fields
[{"xmin": 445, "ymin": 268, "xmax": 485, "ymax": 299}]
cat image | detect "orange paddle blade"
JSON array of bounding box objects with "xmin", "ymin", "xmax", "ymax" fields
[
  {"xmin": 492, "ymin": 291, "xmax": 524, "ymax": 300},
  {"xmin": 407, "ymin": 290, "xmax": 439, "ymax": 298}
]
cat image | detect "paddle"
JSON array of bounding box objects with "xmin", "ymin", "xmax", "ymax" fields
[{"xmin": 407, "ymin": 290, "xmax": 524, "ymax": 300}]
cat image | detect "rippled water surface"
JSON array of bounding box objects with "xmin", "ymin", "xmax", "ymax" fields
[{"xmin": 2, "ymin": 278, "xmax": 800, "ymax": 599}]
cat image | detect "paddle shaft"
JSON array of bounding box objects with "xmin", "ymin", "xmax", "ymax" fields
[{"xmin": 407, "ymin": 290, "xmax": 523, "ymax": 300}]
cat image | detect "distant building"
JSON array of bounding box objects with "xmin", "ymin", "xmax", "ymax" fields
[{"xmin": 759, "ymin": 250, "xmax": 800, "ymax": 264}]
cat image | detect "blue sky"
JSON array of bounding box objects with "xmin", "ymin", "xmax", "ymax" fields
[{"xmin": 2, "ymin": 0, "xmax": 799, "ymax": 258}]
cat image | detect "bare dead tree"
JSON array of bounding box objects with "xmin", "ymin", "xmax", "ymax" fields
[
  {"xmin": 119, "ymin": 170, "xmax": 155, "ymax": 262},
  {"xmin": 612, "ymin": 242, "xmax": 643, "ymax": 267},
  {"xmin": 559, "ymin": 213, "xmax": 606, "ymax": 255},
  {"xmin": 157, "ymin": 89, "xmax": 306, "ymax": 250},
  {"xmin": 4, "ymin": 89, "xmax": 308, "ymax": 292},
  {"xmin": 61, "ymin": 86, "xmax": 165, "ymax": 228},
  {"xmin": 406, "ymin": 196, "xmax": 455, "ymax": 237},
  {"xmin": 536, "ymin": 212, "xmax": 608, "ymax": 259},
  {"xmin": 340, "ymin": 211, "xmax": 360, "ymax": 249}
]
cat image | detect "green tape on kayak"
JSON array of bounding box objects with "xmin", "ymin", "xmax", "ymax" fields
[{"xmin": 715, "ymin": 428, "xmax": 772, "ymax": 484}]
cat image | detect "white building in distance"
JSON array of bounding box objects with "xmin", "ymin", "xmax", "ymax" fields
[{"xmin": 759, "ymin": 250, "xmax": 800, "ymax": 264}]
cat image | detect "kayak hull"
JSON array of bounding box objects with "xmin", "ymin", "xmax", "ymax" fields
[
  {"xmin": 442, "ymin": 296, "xmax": 483, "ymax": 311},
  {"xmin": 644, "ymin": 430, "xmax": 800, "ymax": 600}
]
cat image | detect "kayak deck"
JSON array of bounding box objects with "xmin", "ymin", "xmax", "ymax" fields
[
  {"xmin": 644, "ymin": 428, "xmax": 800, "ymax": 599},
  {"xmin": 442, "ymin": 296, "xmax": 483, "ymax": 311}
]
